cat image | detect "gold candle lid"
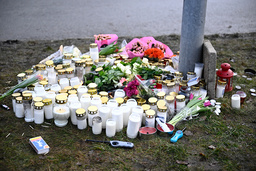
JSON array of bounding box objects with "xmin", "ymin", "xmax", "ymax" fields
[
  {"xmin": 45, "ymin": 60, "xmax": 54, "ymax": 67},
  {"xmin": 92, "ymin": 94, "xmax": 101, "ymax": 98},
  {"xmin": 187, "ymin": 71, "xmax": 196, "ymax": 75},
  {"xmin": 59, "ymin": 89, "xmax": 68, "ymax": 94},
  {"xmin": 17, "ymin": 73, "xmax": 26, "ymax": 78},
  {"xmin": 16, "ymin": 97, "xmax": 23, "ymax": 103},
  {"xmin": 192, "ymin": 85, "xmax": 200, "ymax": 90},
  {"xmin": 12, "ymin": 93, "xmax": 21, "ymax": 98},
  {"xmin": 154, "ymin": 75, "xmax": 161, "ymax": 80},
  {"xmin": 42, "ymin": 98, "xmax": 52, "ymax": 106},
  {"xmin": 167, "ymin": 82, "xmax": 175, "ymax": 87},
  {"xmin": 88, "ymin": 89, "xmax": 97, "ymax": 95},
  {"xmin": 145, "ymin": 109, "xmax": 156, "ymax": 118},
  {"xmin": 36, "ymin": 64, "xmax": 46, "ymax": 71},
  {"xmin": 137, "ymin": 98, "xmax": 146, "ymax": 106},
  {"xmin": 169, "ymin": 92, "xmax": 178, "ymax": 97},
  {"xmin": 25, "ymin": 69, "xmax": 33, "ymax": 75},
  {"xmin": 85, "ymin": 62, "xmax": 93, "ymax": 66},
  {"xmin": 81, "ymin": 54, "xmax": 91, "ymax": 59},
  {"xmin": 165, "ymin": 95, "xmax": 175, "ymax": 103},
  {"xmin": 176, "ymin": 95, "xmax": 185, "ymax": 102},
  {"xmin": 39, "ymin": 80, "xmax": 48, "ymax": 86},
  {"xmin": 101, "ymin": 97, "xmax": 109, "ymax": 104},
  {"xmin": 88, "ymin": 106, "xmax": 98, "ymax": 114},
  {"xmin": 217, "ymin": 80, "xmax": 226, "ymax": 85},
  {"xmin": 88, "ymin": 83, "xmax": 97, "ymax": 89},
  {"xmin": 23, "ymin": 93, "xmax": 32, "ymax": 100},
  {"xmin": 99, "ymin": 91, "xmax": 108, "ymax": 97},
  {"xmin": 142, "ymin": 104, "xmax": 150, "ymax": 112},
  {"xmin": 55, "ymin": 94, "xmax": 68, "ymax": 104},
  {"xmin": 174, "ymin": 71, "xmax": 183, "ymax": 77},
  {"xmin": 73, "ymin": 84, "xmax": 81, "ymax": 90},
  {"xmin": 75, "ymin": 60, "xmax": 83, "ymax": 67},
  {"xmin": 64, "ymin": 86, "xmax": 72, "ymax": 91},
  {"xmin": 114, "ymin": 60, "xmax": 121, "ymax": 65},
  {"xmin": 34, "ymin": 102, "xmax": 44, "ymax": 110},
  {"xmin": 64, "ymin": 53, "xmax": 73, "ymax": 59},
  {"xmin": 76, "ymin": 108, "xmax": 86, "ymax": 117},
  {"xmin": 90, "ymin": 43, "xmax": 97, "ymax": 48},
  {"xmin": 55, "ymin": 65, "xmax": 63, "ymax": 70},
  {"xmin": 95, "ymin": 67, "xmax": 103, "ymax": 72},
  {"xmin": 62, "ymin": 63, "xmax": 70, "ymax": 69},
  {"xmin": 157, "ymin": 92, "xmax": 166, "ymax": 99},
  {"xmin": 158, "ymin": 105, "xmax": 167, "ymax": 112},
  {"xmin": 33, "ymin": 97, "xmax": 43, "ymax": 102},
  {"xmin": 66, "ymin": 68, "xmax": 74, "ymax": 74},
  {"xmin": 148, "ymin": 97, "xmax": 158, "ymax": 105},
  {"xmin": 68, "ymin": 90, "xmax": 77, "ymax": 95},
  {"xmin": 157, "ymin": 100, "xmax": 166, "ymax": 108},
  {"xmin": 58, "ymin": 69, "xmax": 66, "ymax": 75},
  {"xmin": 116, "ymin": 97, "xmax": 124, "ymax": 106}
]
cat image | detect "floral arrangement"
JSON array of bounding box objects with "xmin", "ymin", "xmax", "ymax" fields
[
  {"xmin": 144, "ymin": 48, "xmax": 164, "ymax": 60},
  {"xmin": 125, "ymin": 38, "xmax": 147, "ymax": 58},
  {"xmin": 168, "ymin": 95, "xmax": 214, "ymax": 126},
  {"xmin": 123, "ymin": 79, "xmax": 139, "ymax": 97},
  {"xmin": 94, "ymin": 34, "xmax": 118, "ymax": 50}
]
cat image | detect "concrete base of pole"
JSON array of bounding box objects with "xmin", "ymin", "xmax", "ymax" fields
[
  {"xmin": 203, "ymin": 40, "xmax": 217, "ymax": 99},
  {"xmin": 179, "ymin": 0, "xmax": 207, "ymax": 79}
]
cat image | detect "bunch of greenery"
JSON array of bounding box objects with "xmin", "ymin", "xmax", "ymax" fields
[{"xmin": 84, "ymin": 65, "xmax": 127, "ymax": 91}]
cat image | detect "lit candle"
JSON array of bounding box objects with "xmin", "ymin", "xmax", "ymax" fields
[
  {"xmin": 231, "ymin": 94, "xmax": 240, "ymax": 109},
  {"xmin": 99, "ymin": 105, "xmax": 111, "ymax": 129},
  {"xmin": 111, "ymin": 107, "xmax": 123, "ymax": 132},
  {"xmin": 92, "ymin": 116, "xmax": 102, "ymax": 135},
  {"xmin": 126, "ymin": 113, "xmax": 141, "ymax": 139},
  {"xmin": 106, "ymin": 119, "xmax": 116, "ymax": 137}
]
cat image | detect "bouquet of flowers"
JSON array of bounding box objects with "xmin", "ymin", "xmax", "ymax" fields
[
  {"xmin": 94, "ymin": 34, "xmax": 118, "ymax": 51},
  {"xmin": 144, "ymin": 48, "xmax": 164, "ymax": 61},
  {"xmin": 125, "ymin": 38, "xmax": 148, "ymax": 58}
]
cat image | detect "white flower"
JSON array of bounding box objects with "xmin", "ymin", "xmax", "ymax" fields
[
  {"xmin": 117, "ymin": 82, "xmax": 122, "ymax": 88},
  {"xmin": 133, "ymin": 63, "xmax": 140, "ymax": 71},
  {"xmin": 125, "ymin": 69, "xmax": 131, "ymax": 75},
  {"xmin": 117, "ymin": 63, "xmax": 125, "ymax": 72},
  {"xmin": 142, "ymin": 58, "xmax": 149, "ymax": 64},
  {"xmin": 112, "ymin": 65, "xmax": 117, "ymax": 69}
]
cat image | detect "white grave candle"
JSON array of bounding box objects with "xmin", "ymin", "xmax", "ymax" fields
[
  {"xmin": 99, "ymin": 105, "xmax": 111, "ymax": 129},
  {"xmin": 43, "ymin": 99, "xmax": 53, "ymax": 120},
  {"xmin": 69, "ymin": 101, "xmax": 82, "ymax": 125},
  {"xmin": 77, "ymin": 86, "xmax": 88, "ymax": 99},
  {"xmin": 120, "ymin": 104, "xmax": 131, "ymax": 127},
  {"xmin": 15, "ymin": 97, "xmax": 24, "ymax": 118},
  {"xmin": 76, "ymin": 108, "xmax": 87, "ymax": 130},
  {"xmin": 34, "ymin": 102, "xmax": 44, "ymax": 124},
  {"xmin": 231, "ymin": 94, "xmax": 240, "ymax": 109},
  {"xmin": 106, "ymin": 119, "xmax": 116, "ymax": 137},
  {"xmin": 107, "ymin": 99, "xmax": 118, "ymax": 118},
  {"xmin": 92, "ymin": 116, "xmax": 102, "ymax": 135},
  {"xmin": 126, "ymin": 113, "xmax": 141, "ymax": 139},
  {"xmin": 111, "ymin": 107, "xmax": 123, "ymax": 132},
  {"xmin": 70, "ymin": 77, "xmax": 80, "ymax": 87},
  {"xmin": 59, "ymin": 78, "xmax": 70, "ymax": 89}
]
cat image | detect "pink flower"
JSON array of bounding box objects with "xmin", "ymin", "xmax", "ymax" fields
[
  {"xmin": 119, "ymin": 77, "xmax": 127, "ymax": 85},
  {"xmin": 36, "ymin": 74, "xmax": 43, "ymax": 81},
  {"xmin": 189, "ymin": 93, "xmax": 194, "ymax": 100},
  {"xmin": 204, "ymin": 101, "xmax": 211, "ymax": 107}
]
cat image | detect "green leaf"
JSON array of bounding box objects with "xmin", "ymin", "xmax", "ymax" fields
[{"xmin": 95, "ymin": 77, "xmax": 101, "ymax": 85}]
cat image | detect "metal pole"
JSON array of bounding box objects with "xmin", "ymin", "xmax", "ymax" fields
[{"xmin": 179, "ymin": 0, "xmax": 207, "ymax": 79}]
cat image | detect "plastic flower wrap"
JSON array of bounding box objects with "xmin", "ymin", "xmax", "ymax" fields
[
  {"xmin": 94, "ymin": 34, "xmax": 118, "ymax": 51},
  {"xmin": 125, "ymin": 38, "xmax": 148, "ymax": 59}
]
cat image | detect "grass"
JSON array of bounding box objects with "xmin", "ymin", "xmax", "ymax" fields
[{"xmin": 0, "ymin": 33, "xmax": 256, "ymax": 170}]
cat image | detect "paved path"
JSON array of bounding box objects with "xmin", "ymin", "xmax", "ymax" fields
[{"xmin": 0, "ymin": 0, "xmax": 255, "ymax": 41}]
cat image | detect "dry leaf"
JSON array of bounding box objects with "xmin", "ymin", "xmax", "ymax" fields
[
  {"xmin": 184, "ymin": 130, "xmax": 193, "ymax": 136},
  {"xmin": 199, "ymin": 116, "xmax": 207, "ymax": 121},
  {"xmin": 208, "ymin": 145, "xmax": 216, "ymax": 149},
  {"xmin": 176, "ymin": 160, "xmax": 189, "ymax": 165}
]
